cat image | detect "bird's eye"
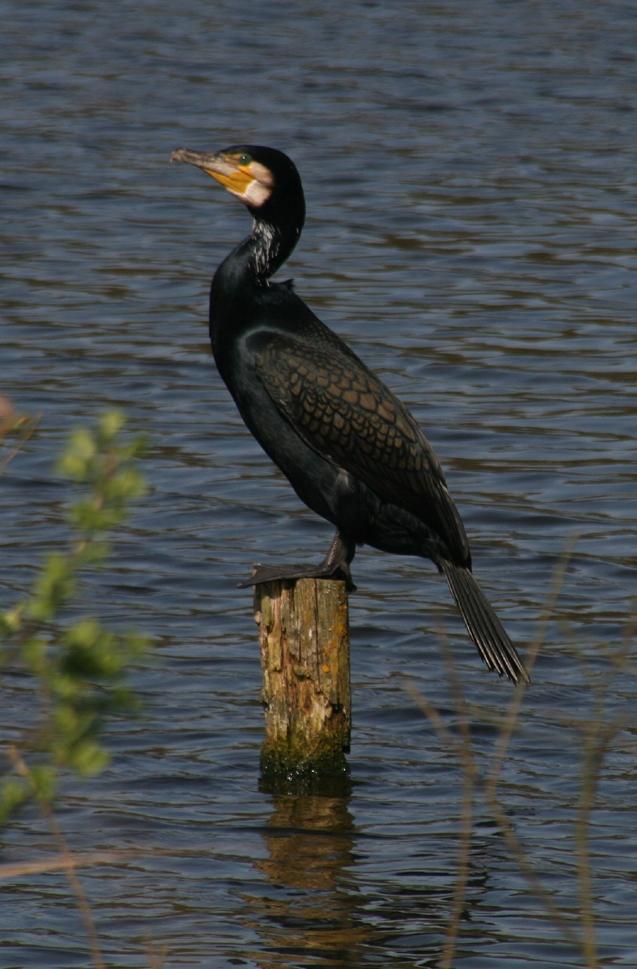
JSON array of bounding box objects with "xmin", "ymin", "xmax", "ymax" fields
[{"xmin": 237, "ymin": 152, "xmax": 252, "ymax": 166}]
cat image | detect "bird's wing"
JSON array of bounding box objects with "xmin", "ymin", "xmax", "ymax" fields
[{"xmin": 252, "ymin": 332, "xmax": 469, "ymax": 560}]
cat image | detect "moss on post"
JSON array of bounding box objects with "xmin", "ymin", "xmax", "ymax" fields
[{"xmin": 254, "ymin": 577, "xmax": 351, "ymax": 783}]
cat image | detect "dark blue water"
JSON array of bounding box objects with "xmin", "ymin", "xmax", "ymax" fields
[{"xmin": 2, "ymin": 1, "xmax": 636, "ymax": 966}]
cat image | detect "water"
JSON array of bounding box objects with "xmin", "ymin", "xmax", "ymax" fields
[{"xmin": 2, "ymin": 0, "xmax": 637, "ymax": 965}]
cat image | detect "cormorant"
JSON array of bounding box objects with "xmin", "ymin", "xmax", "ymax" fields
[{"xmin": 171, "ymin": 144, "xmax": 528, "ymax": 684}]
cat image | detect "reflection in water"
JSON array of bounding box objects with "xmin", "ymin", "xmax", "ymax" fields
[
  {"xmin": 241, "ymin": 789, "xmax": 490, "ymax": 969},
  {"xmin": 244, "ymin": 794, "xmax": 365, "ymax": 968}
]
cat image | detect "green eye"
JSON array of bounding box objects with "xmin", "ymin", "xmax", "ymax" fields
[{"xmin": 238, "ymin": 152, "xmax": 252, "ymax": 166}]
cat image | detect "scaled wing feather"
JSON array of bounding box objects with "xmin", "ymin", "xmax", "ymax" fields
[{"xmin": 254, "ymin": 334, "xmax": 469, "ymax": 561}]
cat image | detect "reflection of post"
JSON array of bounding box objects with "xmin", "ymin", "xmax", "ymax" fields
[
  {"xmin": 254, "ymin": 578, "xmax": 350, "ymax": 780},
  {"xmin": 258, "ymin": 794, "xmax": 354, "ymax": 889},
  {"xmin": 247, "ymin": 794, "xmax": 367, "ymax": 968},
  {"xmin": 241, "ymin": 789, "xmax": 488, "ymax": 969}
]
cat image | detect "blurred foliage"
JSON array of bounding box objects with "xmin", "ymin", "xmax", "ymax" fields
[{"xmin": 0, "ymin": 404, "xmax": 150, "ymax": 822}]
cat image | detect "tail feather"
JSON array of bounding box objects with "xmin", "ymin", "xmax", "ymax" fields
[{"xmin": 441, "ymin": 561, "xmax": 529, "ymax": 685}]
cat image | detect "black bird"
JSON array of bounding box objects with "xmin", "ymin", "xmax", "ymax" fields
[{"xmin": 171, "ymin": 144, "xmax": 528, "ymax": 684}]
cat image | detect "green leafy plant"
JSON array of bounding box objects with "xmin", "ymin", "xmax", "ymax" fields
[{"xmin": 0, "ymin": 406, "xmax": 150, "ymax": 821}]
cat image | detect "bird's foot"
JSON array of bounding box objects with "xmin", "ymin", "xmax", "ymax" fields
[{"xmin": 238, "ymin": 561, "xmax": 356, "ymax": 592}]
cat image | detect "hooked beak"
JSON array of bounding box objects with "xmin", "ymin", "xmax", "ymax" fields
[{"xmin": 170, "ymin": 147, "xmax": 254, "ymax": 197}]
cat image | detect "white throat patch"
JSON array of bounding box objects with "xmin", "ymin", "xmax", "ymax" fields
[
  {"xmin": 237, "ymin": 159, "xmax": 274, "ymax": 207},
  {"xmin": 240, "ymin": 178, "xmax": 272, "ymax": 207}
]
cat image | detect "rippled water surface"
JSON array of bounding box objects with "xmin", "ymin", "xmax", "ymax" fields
[{"xmin": 2, "ymin": 1, "xmax": 637, "ymax": 966}]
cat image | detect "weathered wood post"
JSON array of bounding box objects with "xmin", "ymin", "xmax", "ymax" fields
[{"xmin": 253, "ymin": 577, "xmax": 351, "ymax": 781}]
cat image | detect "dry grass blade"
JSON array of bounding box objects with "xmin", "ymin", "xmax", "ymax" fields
[
  {"xmin": 482, "ymin": 546, "xmax": 581, "ymax": 947},
  {"xmin": 437, "ymin": 629, "xmax": 476, "ymax": 969},
  {"xmin": 403, "ymin": 625, "xmax": 477, "ymax": 969},
  {"xmin": 0, "ymin": 398, "xmax": 38, "ymax": 473},
  {"xmin": 485, "ymin": 543, "xmax": 574, "ymax": 798},
  {"xmin": 409, "ymin": 544, "xmax": 600, "ymax": 958},
  {"xmin": 7, "ymin": 746, "xmax": 107, "ymax": 969},
  {"xmin": 0, "ymin": 850, "xmax": 137, "ymax": 881}
]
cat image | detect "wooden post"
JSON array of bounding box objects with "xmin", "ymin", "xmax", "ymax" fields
[{"xmin": 253, "ymin": 577, "xmax": 351, "ymax": 781}]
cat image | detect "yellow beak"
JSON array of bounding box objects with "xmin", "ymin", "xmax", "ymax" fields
[{"xmin": 171, "ymin": 148, "xmax": 252, "ymax": 196}]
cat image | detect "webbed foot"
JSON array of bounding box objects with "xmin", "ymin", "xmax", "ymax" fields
[
  {"xmin": 238, "ymin": 561, "xmax": 356, "ymax": 592},
  {"xmin": 238, "ymin": 532, "xmax": 357, "ymax": 592}
]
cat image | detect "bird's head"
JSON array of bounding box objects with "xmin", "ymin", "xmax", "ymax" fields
[{"xmin": 170, "ymin": 144, "xmax": 305, "ymax": 229}]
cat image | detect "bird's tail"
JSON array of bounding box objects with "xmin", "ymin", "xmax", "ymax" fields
[{"xmin": 440, "ymin": 561, "xmax": 529, "ymax": 685}]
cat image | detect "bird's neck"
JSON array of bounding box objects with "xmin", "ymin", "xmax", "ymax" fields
[
  {"xmin": 214, "ymin": 214, "xmax": 301, "ymax": 292},
  {"xmin": 249, "ymin": 219, "xmax": 291, "ymax": 281}
]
